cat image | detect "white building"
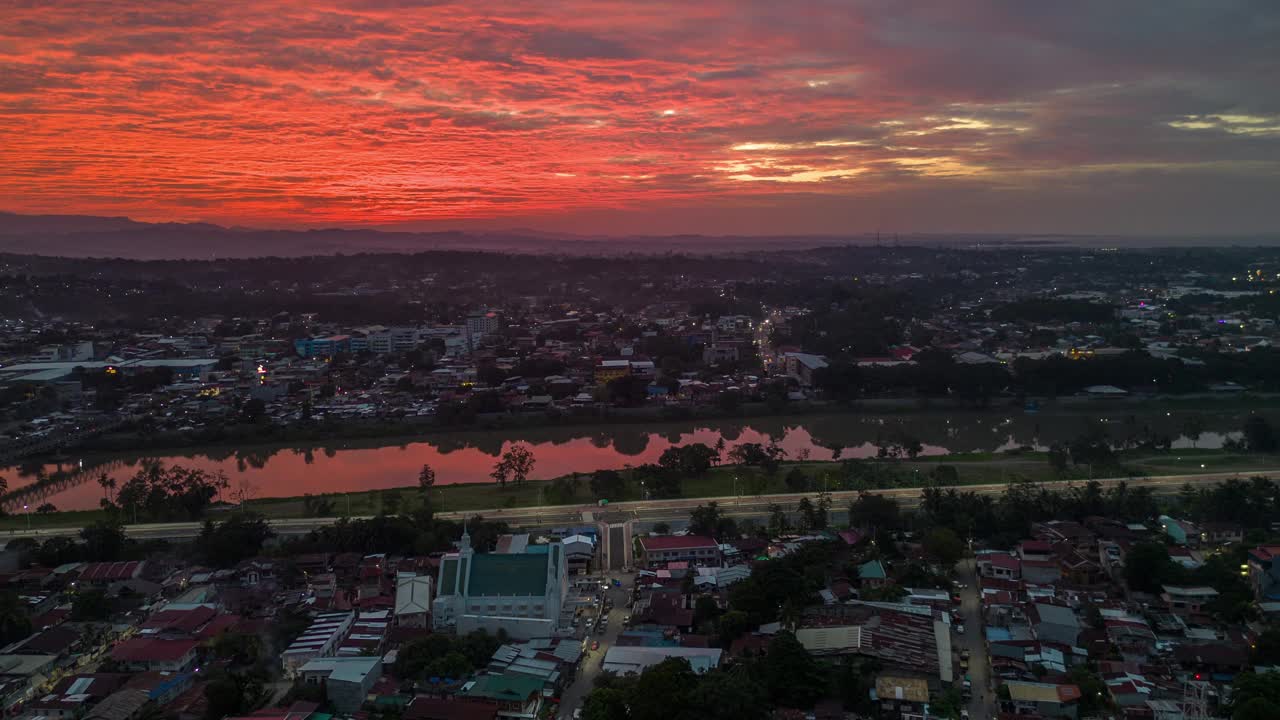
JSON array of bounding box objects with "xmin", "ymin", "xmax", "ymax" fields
[
  {"xmin": 281, "ymin": 611, "xmax": 354, "ymax": 677},
  {"xmin": 395, "ymin": 574, "xmax": 432, "ymax": 628},
  {"xmin": 433, "ymin": 529, "xmax": 569, "ymax": 640}
]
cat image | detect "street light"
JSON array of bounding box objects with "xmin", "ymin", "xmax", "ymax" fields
[{"xmin": 23, "ymin": 505, "xmax": 30, "ymax": 532}]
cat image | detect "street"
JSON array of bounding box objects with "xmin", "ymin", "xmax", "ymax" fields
[
  {"xmin": 556, "ymin": 570, "xmax": 630, "ymax": 719},
  {"xmin": 956, "ymin": 559, "xmax": 994, "ymax": 720}
]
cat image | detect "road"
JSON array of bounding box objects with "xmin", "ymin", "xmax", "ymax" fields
[
  {"xmin": 955, "ymin": 558, "xmax": 994, "ymax": 720},
  {"xmin": 557, "ymin": 571, "xmax": 630, "ymax": 719},
  {"xmin": 2, "ymin": 469, "xmax": 1272, "ymax": 544}
]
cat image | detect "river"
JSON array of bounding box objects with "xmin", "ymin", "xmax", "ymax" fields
[{"xmin": 4, "ymin": 407, "xmax": 1267, "ymax": 511}]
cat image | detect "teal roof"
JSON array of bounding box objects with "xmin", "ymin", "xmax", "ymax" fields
[
  {"xmin": 467, "ymin": 554, "xmax": 548, "ymax": 596},
  {"xmin": 439, "ymin": 557, "xmax": 458, "ymax": 596},
  {"xmin": 858, "ymin": 559, "xmax": 887, "ymax": 580},
  {"xmin": 464, "ymin": 673, "xmax": 543, "ymax": 702}
]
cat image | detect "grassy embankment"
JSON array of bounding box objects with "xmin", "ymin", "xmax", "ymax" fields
[{"xmin": 3, "ymin": 447, "xmax": 1277, "ymax": 532}]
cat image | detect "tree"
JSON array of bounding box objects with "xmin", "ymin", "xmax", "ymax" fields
[
  {"xmin": 630, "ymin": 658, "xmax": 698, "ymax": 720},
  {"xmin": 418, "ymin": 464, "xmax": 436, "ymax": 493},
  {"xmin": 784, "ymin": 467, "xmax": 808, "ymax": 492},
  {"xmin": 198, "ymin": 513, "xmax": 274, "ymax": 568},
  {"xmin": 659, "ymin": 444, "xmax": 718, "ymax": 477},
  {"xmin": 652, "ymin": 522, "xmax": 671, "ymax": 535},
  {"xmin": 80, "ymin": 520, "xmax": 127, "ymax": 561},
  {"xmin": 491, "ymin": 444, "xmax": 536, "ymax": 487},
  {"xmin": 848, "ymin": 493, "xmax": 900, "ymax": 534},
  {"xmin": 1182, "ymin": 414, "xmax": 1205, "ymax": 448},
  {"xmin": 761, "ymin": 631, "xmax": 825, "ymax": 709},
  {"xmin": 923, "ymin": 527, "xmax": 964, "ymax": 568},
  {"xmin": 1243, "ymin": 415, "xmax": 1278, "ymax": 453},
  {"xmin": 688, "ymin": 502, "xmax": 737, "ymax": 541},
  {"xmin": 1124, "ymin": 541, "xmax": 1185, "ymax": 594},
  {"xmin": 767, "ymin": 503, "xmax": 789, "ymax": 536},
  {"xmin": 1047, "ymin": 444, "xmax": 1070, "ymax": 474},
  {"xmin": 0, "ymin": 591, "xmax": 33, "ymax": 645},
  {"xmin": 71, "ymin": 589, "xmax": 111, "ymax": 621},
  {"xmin": 795, "ymin": 497, "xmax": 816, "ymax": 533},
  {"xmin": 241, "ymin": 398, "xmax": 267, "ymax": 423},
  {"xmin": 589, "ymin": 469, "xmax": 627, "ymax": 500},
  {"xmin": 203, "ymin": 673, "xmax": 263, "ymax": 720},
  {"xmin": 1232, "ymin": 672, "xmax": 1280, "ymax": 720},
  {"xmin": 931, "ymin": 465, "xmax": 960, "ymax": 486}
]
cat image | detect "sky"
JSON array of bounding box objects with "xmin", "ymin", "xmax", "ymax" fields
[{"xmin": 1, "ymin": 1, "xmax": 1278, "ymax": 236}]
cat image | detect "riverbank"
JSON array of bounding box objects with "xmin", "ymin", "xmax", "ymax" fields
[
  {"xmin": 4, "ymin": 447, "xmax": 1276, "ymax": 532},
  {"xmin": 30, "ymin": 392, "xmax": 1280, "ymax": 463}
]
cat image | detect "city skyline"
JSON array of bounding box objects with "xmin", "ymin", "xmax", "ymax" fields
[{"xmin": 2, "ymin": 1, "xmax": 1278, "ymax": 236}]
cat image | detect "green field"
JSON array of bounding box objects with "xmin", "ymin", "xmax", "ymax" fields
[{"xmin": 3, "ymin": 447, "xmax": 1277, "ymax": 532}]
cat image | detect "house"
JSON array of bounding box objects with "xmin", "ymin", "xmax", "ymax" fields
[
  {"xmin": 1031, "ymin": 603, "xmax": 1081, "ymax": 648},
  {"xmin": 636, "ymin": 535, "xmax": 720, "ymax": 568},
  {"xmin": 1247, "ymin": 546, "xmax": 1280, "ymax": 603},
  {"xmin": 601, "ymin": 646, "xmax": 722, "ymax": 675},
  {"xmin": 976, "ymin": 552, "xmax": 1021, "ymax": 581},
  {"xmin": 857, "ymin": 560, "xmax": 887, "ymax": 589},
  {"xmin": 460, "ymin": 674, "xmax": 544, "ymax": 719},
  {"xmin": 0, "ymin": 654, "xmax": 63, "ymax": 706},
  {"xmin": 1199, "ymin": 522, "xmax": 1243, "ymax": 546},
  {"xmin": 74, "ymin": 561, "xmax": 145, "ymax": 585},
  {"xmin": 433, "ymin": 530, "xmax": 568, "ymax": 640},
  {"xmin": 1161, "ymin": 586, "xmax": 1218, "ymax": 617},
  {"xmin": 395, "ymin": 575, "xmax": 432, "ymax": 628},
  {"xmin": 83, "ymin": 689, "xmax": 153, "ymax": 720},
  {"xmin": 109, "ymin": 638, "xmax": 198, "ymax": 673},
  {"xmin": 872, "ymin": 676, "xmax": 930, "ymax": 720},
  {"xmin": 1004, "ymin": 681, "xmax": 1082, "ymax": 719},
  {"xmin": 26, "ymin": 673, "xmax": 129, "ymax": 718},
  {"xmin": 1159, "ymin": 516, "xmax": 1199, "ymax": 547},
  {"xmin": 299, "ymin": 657, "xmax": 382, "ymax": 714}
]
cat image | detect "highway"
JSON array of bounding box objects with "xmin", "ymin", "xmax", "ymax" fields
[{"xmin": 2, "ymin": 469, "xmax": 1274, "ymax": 544}]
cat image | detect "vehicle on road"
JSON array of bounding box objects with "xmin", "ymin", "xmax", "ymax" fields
[
  {"xmin": 591, "ymin": 641, "xmax": 599, "ymax": 651},
  {"xmin": 956, "ymin": 623, "xmax": 966, "ymax": 634}
]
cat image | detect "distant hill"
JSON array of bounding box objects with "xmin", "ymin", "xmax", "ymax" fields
[{"xmin": 0, "ymin": 212, "xmax": 1271, "ymax": 259}]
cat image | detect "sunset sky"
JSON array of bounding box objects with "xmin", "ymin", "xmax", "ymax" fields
[{"xmin": 2, "ymin": 1, "xmax": 1278, "ymax": 235}]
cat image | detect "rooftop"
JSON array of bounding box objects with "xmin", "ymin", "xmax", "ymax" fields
[{"xmin": 639, "ymin": 535, "xmax": 718, "ymax": 551}]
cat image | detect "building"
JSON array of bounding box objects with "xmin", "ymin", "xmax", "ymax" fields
[
  {"xmin": 299, "ymin": 657, "xmax": 381, "ymax": 714},
  {"xmin": 872, "ymin": 676, "xmax": 930, "ymax": 720},
  {"xmin": 293, "ymin": 336, "xmax": 352, "ymax": 358},
  {"xmin": 636, "ymin": 535, "xmax": 720, "ymax": 568},
  {"xmin": 433, "ymin": 530, "xmax": 569, "ymax": 640},
  {"xmin": 1247, "ymin": 546, "xmax": 1280, "ymax": 603},
  {"xmin": 784, "ymin": 352, "xmax": 829, "ymax": 387},
  {"xmin": 109, "ymin": 639, "xmax": 198, "ymax": 673},
  {"xmin": 600, "ymin": 646, "xmax": 722, "ymax": 676},
  {"xmin": 280, "ymin": 612, "xmax": 354, "ymax": 677},
  {"xmin": 83, "ymin": 689, "xmax": 152, "ymax": 720},
  {"xmin": 799, "ymin": 601, "xmax": 954, "ymax": 682},
  {"xmin": 460, "ymin": 674, "xmax": 543, "ymax": 719},
  {"xmin": 1004, "ymin": 681, "xmax": 1082, "ymax": 719},
  {"xmin": 465, "ymin": 313, "xmax": 501, "ymax": 352},
  {"xmin": 26, "ymin": 673, "xmax": 129, "ymax": 719},
  {"xmin": 1160, "ymin": 586, "xmax": 1219, "ymax": 617},
  {"xmin": 395, "ymin": 575, "xmax": 432, "ymax": 628},
  {"xmin": 594, "ymin": 359, "xmax": 631, "ymax": 385},
  {"xmin": 1031, "ymin": 603, "xmax": 1081, "ymax": 647}
]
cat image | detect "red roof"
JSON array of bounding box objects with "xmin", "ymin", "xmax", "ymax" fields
[
  {"xmin": 111, "ymin": 638, "xmax": 198, "ymax": 663},
  {"xmin": 142, "ymin": 605, "xmax": 217, "ymax": 634},
  {"xmin": 196, "ymin": 614, "xmax": 242, "ymax": 639},
  {"xmin": 78, "ymin": 561, "xmax": 142, "ymax": 582},
  {"xmin": 639, "ymin": 535, "xmax": 717, "ymax": 551}
]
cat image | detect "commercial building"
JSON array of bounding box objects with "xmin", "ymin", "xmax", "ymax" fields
[
  {"xmin": 293, "ymin": 335, "xmax": 352, "ymax": 358},
  {"xmin": 799, "ymin": 601, "xmax": 954, "ymax": 682},
  {"xmin": 636, "ymin": 535, "xmax": 720, "ymax": 568},
  {"xmin": 1247, "ymin": 545, "xmax": 1280, "ymax": 603},
  {"xmin": 108, "ymin": 639, "xmax": 198, "ymax": 673},
  {"xmin": 280, "ymin": 612, "xmax": 354, "ymax": 677},
  {"xmin": 299, "ymin": 656, "xmax": 382, "ymax": 714}
]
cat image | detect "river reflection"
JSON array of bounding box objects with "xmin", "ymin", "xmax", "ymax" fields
[{"xmin": 6, "ymin": 408, "xmax": 1266, "ymax": 511}]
